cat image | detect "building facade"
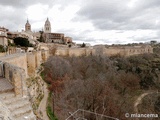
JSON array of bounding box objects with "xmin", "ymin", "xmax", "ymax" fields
[
  {"xmin": 3, "ymin": 18, "xmax": 72, "ymax": 46},
  {"xmin": 44, "ymin": 33, "xmax": 64, "ymax": 43},
  {"xmin": 64, "ymin": 37, "xmax": 72, "ymax": 44},
  {"xmin": 0, "ymin": 27, "xmax": 8, "ymax": 46},
  {"xmin": 25, "ymin": 19, "xmax": 31, "ymax": 32},
  {"xmin": 44, "ymin": 18, "xmax": 51, "ymax": 33}
]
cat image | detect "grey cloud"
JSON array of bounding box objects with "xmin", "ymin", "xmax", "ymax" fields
[
  {"xmin": 0, "ymin": 0, "xmax": 54, "ymax": 8},
  {"xmin": 1, "ymin": 0, "xmax": 160, "ymax": 45},
  {"xmin": 75, "ymin": 0, "xmax": 160, "ymax": 30},
  {"xmin": 0, "ymin": 5, "xmax": 26, "ymax": 31},
  {"xmin": 0, "ymin": 0, "xmax": 80, "ymax": 31},
  {"xmin": 0, "ymin": 0, "xmax": 80, "ymax": 10},
  {"xmin": 0, "ymin": 0, "xmax": 57, "ymax": 31},
  {"xmin": 133, "ymin": 37, "xmax": 158, "ymax": 43},
  {"xmin": 155, "ymin": 30, "xmax": 160, "ymax": 40}
]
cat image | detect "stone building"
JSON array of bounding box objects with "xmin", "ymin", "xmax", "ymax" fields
[
  {"xmin": 43, "ymin": 18, "xmax": 66, "ymax": 43},
  {"xmin": 7, "ymin": 31, "xmax": 29, "ymax": 39},
  {"xmin": 0, "ymin": 27, "xmax": 8, "ymax": 46},
  {"xmin": 6, "ymin": 18, "xmax": 72, "ymax": 46},
  {"xmin": 44, "ymin": 33, "xmax": 64, "ymax": 43},
  {"xmin": 7, "ymin": 32, "xmax": 19, "ymax": 39},
  {"xmin": 44, "ymin": 18, "xmax": 51, "ymax": 33},
  {"xmin": 25, "ymin": 19, "xmax": 31, "ymax": 32},
  {"xmin": 64, "ymin": 37, "xmax": 72, "ymax": 44}
]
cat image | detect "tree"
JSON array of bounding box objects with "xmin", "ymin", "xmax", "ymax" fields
[
  {"xmin": 38, "ymin": 31, "xmax": 45, "ymax": 42},
  {"xmin": 0, "ymin": 45, "xmax": 6, "ymax": 52},
  {"xmin": 43, "ymin": 55, "xmax": 160, "ymax": 119},
  {"xmin": 81, "ymin": 43, "xmax": 86, "ymax": 47},
  {"xmin": 13, "ymin": 37, "xmax": 30, "ymax": 47},
  {"xmin": 8, "ymin": 40, "xmax": 15, "ymax": 46},
  {"xmin": 43, "ymin": 56, "xmax": 72, "ymax": 91},
  {"xmin": 155, "ymin": 96, "xmax": 160, "ymax": 113}
]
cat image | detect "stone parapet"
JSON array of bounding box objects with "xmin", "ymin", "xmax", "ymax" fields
[
  {"xmin": 27, "ymin": 53, "xmax": 36, "ymax": 77},
  {"xmin": 0, "ymin": 53, "xmax": 28, "ymax": 77},
  {"xmin": 3, "ymin": 62, "xmax": 27, "ymax": 96}
]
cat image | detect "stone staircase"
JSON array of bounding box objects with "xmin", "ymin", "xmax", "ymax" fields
[{"xmin": 0, "ymin": 77, "xmax": 36, "ymax": 120}]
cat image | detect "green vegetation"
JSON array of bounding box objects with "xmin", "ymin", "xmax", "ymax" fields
[
  {"xmin": 37, "ymin": 31, "xmax": 45, "ymax": 42},
  {"xmin": 8, "ymin": 40, "xmax": 15, "ymax": 46},
  {"xmin": 47, "ymin": 92, "xmax": 58, "ymax": 120},
  {"xmin": 13, "ymin": 37, "xmax": 33, "ymax": 47},
  {"xmin": 81, "ymin": 42, "xmax": 86, "ymax": 47},
  {"xmin": 26, "ymin": 77, "xmax": 44, "ymax": 115},
  {"xmin": 47, "ymin": 106, "xmax": 58, "ymax": 120},
  {"xmin": 40, "ymin": 71, "xmax": 45, "ymax": 81},
  {"xmin": 40, "ymin": 65, "xmax": 58, "ymax": 120},
  {"xmin": 0, "ymin": 45, "xmax": 6, "ymax": 52}
]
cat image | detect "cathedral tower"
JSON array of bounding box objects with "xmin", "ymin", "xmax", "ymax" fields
[
  {"xmin": 44, "ymin": 18, "xmax": 51, "ymax": 33},
  {"xmin": 25, "ymin": 19, "xmax": 31, "ymax": 32}
]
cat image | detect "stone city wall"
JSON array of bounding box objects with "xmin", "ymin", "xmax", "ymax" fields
[
  {"xmin": 69, "ymin": 48, "xmax": 86, "ymax": 57},
  {"xmin": 0, "ymin": 50, "xmax": 49, "ymax": 95},
  {"xmin": 34, "ymin": 51, "xmax": 42, "ymax": 67},
  {"xmin": 27, "ymin": 50, "xmax": 49, "ymax": 76},
  {"xmin": 41, "ymin": 50, "xmax": 50, "ymax": 62},
  {"xmin": 0, "ymin": 44, "xmax": 152, "ymax": 96},
  {"xmin": 55, "ymin": 48, "xmax": 69, "ymax": 56},
  {"xmin": 55, "ymin": 47, "xmax": 92, "ymax": 57},
  {"xmin": 3, "ymin": 62, "xmax": 27, "ymax": 96},
  {"xmin": 103, "ymin": 48, "xmax": 124, "ymax": 56},
  {"xmin": 0, "ymin": 53, "xmax": 28, "ymax": 77},
  {"xmin": 27, "ymin": 52, "xmax": 36, "ymax": 76},
  {"xmin": 55, "ymin": 45, "xmax": 153, "ymax": 57}
]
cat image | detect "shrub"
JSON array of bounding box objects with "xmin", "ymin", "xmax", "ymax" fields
[
  {"xmin": 0, "ymin": 45, "xmax": 6, "ymax": 52},
  {"xmin": 13, "ymin": 37, "xmax": 30, "ymax": 47}
]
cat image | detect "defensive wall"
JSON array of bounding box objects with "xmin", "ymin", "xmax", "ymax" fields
[
  {"xmin": 55, "ymin": 45, "xmax": 153, "ymax": 57},
  {"xmin": 0, "ymin": 44, "xmax": 153, "ymax": 96},
  {"xmin": 0, "ymin": 50, "xmax": 49, "ymax": 96},
  {"xmin": 3, "ymin": 62, "xmax": 27, "ymax": 96},
  {"xmin": 0, "ymin": 53, "xmax": 28, "ymax": 77}
]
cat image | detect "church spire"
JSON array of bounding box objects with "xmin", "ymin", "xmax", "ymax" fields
[
  {"xmin": 25, "ymin": 19, "xmax": 31, "ymax": 32},
  {"xmin": 44, "ymin": 17, "xmax": 51, "ymax": 33},
  {"xmin": 27, "ymin": 18, "xmax": 29, "ymax": 23}
]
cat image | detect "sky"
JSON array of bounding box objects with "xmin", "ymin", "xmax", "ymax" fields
[{"xmin": 0, "ymin": 0, "xmax": 160, "ymax": 45}]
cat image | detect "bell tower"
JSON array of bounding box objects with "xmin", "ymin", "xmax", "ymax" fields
[
  {"xmin": 44, "ymin": 18, "xmax": 51, "ymax": 33},
  {"xmin": 25, "ymin": 19, "xmax": 31, "ymax": 32}
]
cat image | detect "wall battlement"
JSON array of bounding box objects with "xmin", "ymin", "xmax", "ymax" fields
[
  {"xmin": 0, "ymin": 50, "xmax": 49, "ymax": 96},
  {"xmin": 55, "ymin": 45, "xmax": 153, "ymax": 57},
  {"xmin": 0, "ymin": 44, "xmax": 153, "ymax": 96}
]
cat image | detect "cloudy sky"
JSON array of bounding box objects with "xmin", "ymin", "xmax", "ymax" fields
[{"xmin": 0, "ymin": 0, "xmax": 160, "ymax": 45}]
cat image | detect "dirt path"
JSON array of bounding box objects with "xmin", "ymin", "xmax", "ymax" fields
[
  {"xmin": 38, "ymin": 82, "xmax": 49, "ymax": 120},
  {"xmin": 37, "ymin": 67, "xmax": 49, "ymax": 120},
  {"xmin": 133, "ymin": 91, "xmax": 154, "ymax": 120}
]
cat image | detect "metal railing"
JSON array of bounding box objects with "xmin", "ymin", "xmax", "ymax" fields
[{"xmin": 66, "ymin": 109, "xmax": 119, "ymax": 120}]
